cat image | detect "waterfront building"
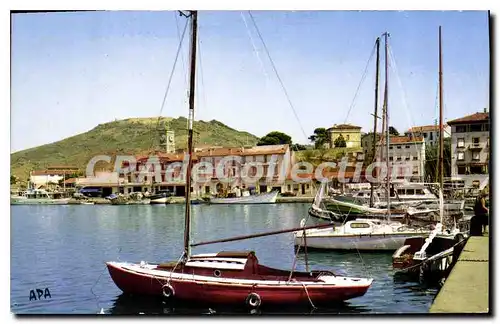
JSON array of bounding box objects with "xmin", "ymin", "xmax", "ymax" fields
[
  {"xmin": 30, "ymin": 165, "xmax": 79, "ymax": 188},
  {"xmin": 381, "ymin": 136, "xmax": 426, "ymax": 182},
  {"xmin": 447, "ymin": 111, "xmax": 489, "ymax": 189},
  {"xmin": 407, "ymin": 124, "xmax": 451, "ymax": 147}
]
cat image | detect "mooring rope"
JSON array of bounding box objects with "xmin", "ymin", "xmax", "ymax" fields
[
  {"xmin": 300, "ymin": 281, "xmax": 317, "ymax": 310},
  {"xmin": 90, "ymin": 265, "xmax": 108, "ymax": 314}
]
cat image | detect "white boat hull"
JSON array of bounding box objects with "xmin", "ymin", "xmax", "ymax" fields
[
  {"xmin": 10, "ymin": 197, "xmax": 70, "ymax": 205},
  {"xmin": 150, "ymin": 197, "xmax": 169, "ymax": 204},
  {"xmin": 295, "ymin": 232, "xmax": 429, "ymax": 251},
  {"xmin": 209, "ymin": 191, "xmax": 278, "ymax": 204}
]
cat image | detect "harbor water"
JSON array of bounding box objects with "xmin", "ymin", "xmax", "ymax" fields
[{"xmin": 11, "ymin": 203, "xmax": 439, "ymax": 314}]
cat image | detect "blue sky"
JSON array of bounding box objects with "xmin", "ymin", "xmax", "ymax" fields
[{"xmin": 10, "ymin": 10, "xmax": 490, "ymax": 152}]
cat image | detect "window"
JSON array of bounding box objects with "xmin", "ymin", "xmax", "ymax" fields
[
  {"xmin": 397, "ymin": 157, "xmax": 402, "ymax": 161},
  {"xmin": 470, "ymin": 124, "xmax": 482, "ymax": 132},
  {"xmin": 406, "ymin": 189, "xmax": 415, "ymax": 195},
  {"xmin": 346, "ymin": 135, "xmax": 350, "ymax": 140},
  {"xmin": 389, "ymin": 146, "xmax": 393, "ymax": 150},
  {"xmin": 430, "ymin": 132, "xmax": 433, "ymax": 140},
  {"xmin": 415, "ymin": 189, "xmax": 424, "ymax": 195},
  {"xmin": 472, "ymin": 151, "xmax": 480, "ymax": 161},
  {"xmin": 470, "ymin": 166, "xmax": 484, "ymax": 175},
  {"xmin": 457, "ymin": 138, "xmax": 465, "ymax": 148},
  {"xmin": 413, "ymin": 156, "xmax": 418, "ymax": 161},
  {"xmin": 405, "ymin": 156, "xmax": 410, "ymax": 161},
  {"xmin": 350, "ymin": 222, "xmax": 371, "ymax": 229},
  {"xmin": 472, "ymin": 137, "xmax": 480, "ymax": 144},
  {"xmin": 405, "ymin": 145, "xmax": 410, "ymax": 149},
  {"xmin": 456, "ymin": 125, "xmax": 467, "ymax": 133},
  {"xmin": 457, "ymin": 152, "xmax": 465, "ymax": 161},
  {"xmin": 389, "ymin": 156, "xmax": 393, "ymax": 161},
  {"xmin": 484, "ymin": 124, "xmax": 490, "ymax": 132},
  {"xmin": 397, "ymin": 145, "xmax": 402, "ymax": 149},
  {"xmin": 423, "ymin": 133, "xmax": 427, "ymax": 138}
]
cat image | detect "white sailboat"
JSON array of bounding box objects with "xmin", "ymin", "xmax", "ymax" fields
[
  {"xmin": 208, "ymin": 190, "xmax": 278, "ymax": 204},
  {"xmin": 295, "ymin": 33, "xmax": 435, "ymax": 251},
  {"xmin": 392, "ymin": 27, "xmax": 469, "ymax": 281}
]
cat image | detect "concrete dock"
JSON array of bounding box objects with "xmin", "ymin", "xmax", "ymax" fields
[{"xmin": 429, "ymin": 230, "xmax": 489, "ymax": 313}]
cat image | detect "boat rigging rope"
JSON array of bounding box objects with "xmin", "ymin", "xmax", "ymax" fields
[
  {"xmin": 147, "ymin": 16, "xmax": 189, "ymax": 152},
  {"xmin": 387, "ymin": 43, "xmax": 422, "ymax": 156},
  {"xmin": 247, "ymin": 11, "xmax": 309, "ymax": 141},
  {"xmin": 343, "ymin": 41, "xmax": 377, "ymax": 124},
  {"xmin": 240, "ymin": 12, "xmax": 270, "ymax": 81}
]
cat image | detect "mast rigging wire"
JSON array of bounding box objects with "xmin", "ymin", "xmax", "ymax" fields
[
  {"xmin": 147, "ymin": 17, "xmax": 189, "ymax": 152},
  {"xmin": 240, "ymin": 12, "xmax": 270, "ymax": 81},
  {"xmin": 247, "ymin": 11, "xmax": 308, "ymax": 141},
  {"xmin": 343, "ymin": 42, "xmax": 377, "ymax": 124}
]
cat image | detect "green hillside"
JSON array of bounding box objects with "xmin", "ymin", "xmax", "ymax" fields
[{"xmin": 10, "ymin": 117, "xmax": 259, "ymax": 181}]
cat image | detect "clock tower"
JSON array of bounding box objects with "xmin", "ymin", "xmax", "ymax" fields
[
  {"xmin": 158, "ymin": 120, "xmax": 175, "ymax": 153},
  {"xmin": 165, "ymin": 130, "xmax": 175, "ymax": 153}
]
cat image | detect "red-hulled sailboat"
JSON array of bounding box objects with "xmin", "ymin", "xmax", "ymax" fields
[{"xmin": 106, "ymin": 10, "xmax": 373, "ymax": 308}]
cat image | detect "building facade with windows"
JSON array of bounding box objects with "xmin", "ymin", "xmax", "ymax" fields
[
  {"xmin": 407, "ymin": 124, "xmax": 451, "ymax": 147},
  {"xmin": 381, "ymin": 136, "xmax": 426, "ymax": 182},
  {"xmin": 448, "ymin": 111, "xmax": 489, "ymax": 189},
  {"xmin": 327, "ymin": 124, "xmax": 362, "ymax": 148}
]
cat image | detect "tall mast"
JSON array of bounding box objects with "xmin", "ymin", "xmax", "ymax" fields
[
  {"xmin": 370, "ymin": 37, "xmax": 380, "ymax": 208},
  {"xmin": 183, "ymin": 10, "xmax": 198, "ymax": 258},
  {"xmin": 383, "ymin": 32, "xmax": 391, "ymax": 218},
  {"xmin": 438, "ymin": 26, "xmax": 444, "ymax": 191}
]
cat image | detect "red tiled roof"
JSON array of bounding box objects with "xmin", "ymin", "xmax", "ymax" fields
[
  {"xmin": 197, "ymin": 147, "xmax": 244, "ymax": 157},
  {"xmin": 329, "ymin": 124, "xmax": 362, "ymax": 130},
  {"xmin": 136, "ymin": 153, "xmax": 197, "ymax": 162},
  {"xmin": 47, "ymin": 165, "xmax": 78, "ymax": 170},
  {"xmin": 408, "ymin": 125, "xmax": 440, "ymax": 132},
  {"xmin": 241, "ymin": 144, "xmax": 289, "ymax": 156},
  {"xmin": 381, "ymin": 136, "xmax": 424, "ymax": 144},
  {"xmin": 196, "ymin": 144, "xmax": 288, "ymax": 157},
  {"xmin": 31, "ymin": 170, "xmax": 67, "ymax": 176},
  {"xmin": 447, "ymin": 112, "xmax": 489, "ymax": 125}
]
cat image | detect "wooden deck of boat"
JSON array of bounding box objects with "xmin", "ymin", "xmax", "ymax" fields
[{"xmin": 429, "ymin": 228, "xmax": 489, "ymax": 314}]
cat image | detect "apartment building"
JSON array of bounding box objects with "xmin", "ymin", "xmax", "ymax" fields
[
  {"xmin": 381, "ymin": 136, "xmax": 426, "ymax": 182},
  {"xmin": 407, "ymin": 124, "xmax": 451, "ymax": 147},
  {"xmin": 196, "ymin": 144, "xmax": 292, "ymax": 196},
  {"xmin": 448, "ymin": 111, "xmax": 489, "ymax": 189}
]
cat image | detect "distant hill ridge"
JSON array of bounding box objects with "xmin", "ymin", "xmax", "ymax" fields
[{"xmin": 10, "ymin": 117, "xmax": 259, "ymax": 181}]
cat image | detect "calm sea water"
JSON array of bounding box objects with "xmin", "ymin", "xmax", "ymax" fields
[{"xmin": 11, "ymin": 203, "xmax": 439, "ymax": 315}]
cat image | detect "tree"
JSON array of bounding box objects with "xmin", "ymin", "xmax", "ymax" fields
[
  {"xmin": 257, "ymin": 131, "xmax": 292, "ymax": 146},
  {"xmin": 425, "ymin": 137, "xmax": 451, "ymax": 181},
  {"xmin": 389, "ymin": 126, "xmax": 399, "ymax": 136},
  {"xmin": 10, "ymin": 175, "xmax": 17, "ymax": 185},
  {"xmin": 290, "ymin": 143, "xmax": 307, "ymax": 151},
  {"xmin": 333, "ymin": 134, "xmax": 347, "ymax": 148},
  {"xmin": 308, "ymin": 128, "xmax": 330, "ymax": 149}
]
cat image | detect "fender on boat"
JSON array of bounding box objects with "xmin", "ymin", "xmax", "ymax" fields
[
  {"xmin": 246, "ymin": 292, "xmax": 261, "ymax": 308},
  {"xmin": 162, "ymin": 283, "xmax": 175, "ymax": 298}
]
